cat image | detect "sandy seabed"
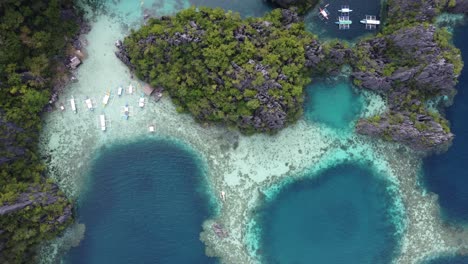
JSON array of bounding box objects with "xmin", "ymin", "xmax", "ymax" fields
[{"xmin": 38, "ymin": 2, "xmax": 468, "ymax": 263}]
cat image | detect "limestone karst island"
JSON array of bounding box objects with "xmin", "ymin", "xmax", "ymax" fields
[{"xmin": 1, "ymin": 0, "xmax": 468, "ymax": 263}]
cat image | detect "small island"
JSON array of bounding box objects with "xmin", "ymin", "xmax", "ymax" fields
[{"xmin": 117, "ymin": 8, "xmax": 319, "ymax": 133}]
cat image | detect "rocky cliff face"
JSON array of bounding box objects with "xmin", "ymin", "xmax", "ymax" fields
[
  {"xmin": 351, "ymin": 24, "xmax": 460, "ymax": 152},
  {"xmin": 447, "ymin": 0, "xmax": 468, "ymax": 13},
  {"xmin": 386, "ymin": 0, "xmax": 441, "ymax": 23},
  {"xmin": 0, "ymin": 182, "xmax": 73, "ymax": 260}
]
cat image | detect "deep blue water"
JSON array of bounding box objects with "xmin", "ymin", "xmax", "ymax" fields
[
  {"xmin": 422, "ymin": 24, "xmax": 468, "ymax": 222},
  {"xmin": 258, "ymin": 164, "xmax": 399, "ymax": 264},
  {"xmin": 426, "ymin": 256, "xmax": 468, "ymax": 264},
  {"xmin": 65, "ymin": 139, "xmax": 217, "ymax": 264},
  {"xmin": 304, "ymin": 80, "xmax": 363, "ymax": 130}
]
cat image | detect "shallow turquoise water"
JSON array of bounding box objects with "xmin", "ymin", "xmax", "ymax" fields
[
  {"xmin": 64, "ymin": 139, "xmax": 217, "ymax": 264},
  {"xmin": 304, "ymin": 81, "xmax": 363, "ymax": 130},
  {"xmin": 257, "ymin": 164, "xmax": 399, "ymax": 264}
]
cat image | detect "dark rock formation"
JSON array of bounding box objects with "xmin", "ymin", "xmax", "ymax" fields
[
  {"xmin": 356, "ymin": 113, "xmax": 453, "ymax": 152},
  {"xmin": 0, "ymin": 114, "xmax": 27, "ymax": 166},
  {"xmin": 0, "ymin": 183, "xmax": 72, "ymax": 221},
  {"xmin": 386, "ymin": 0, "xmax": 440, "ymax": 23},
  {"xmin": 447, "ymin": 0, "xmax": 468, "ymax": 13},
  {"xmin": 351, "ymin": 24, "xmax": 460, "ymax": 152}
]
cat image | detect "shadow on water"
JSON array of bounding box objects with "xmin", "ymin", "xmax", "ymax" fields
[
  {"xmin": 256, "ymin": 164, "xmax": 400, "ymax": 264},
  {"xmin": 64, "ymin": 139, "xmax": 217, "ymax": 264}
]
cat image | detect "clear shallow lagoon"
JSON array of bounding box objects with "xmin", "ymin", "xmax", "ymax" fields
[
  {"xmin": 37, "ymin": 0, "xmax": 468, "ymax": 263},
  {"xmin": 422, "ymin": 23, "xmax": 468, "ymax": 222},
  {"xmin": 257, "ymin": 164, "xmax": 399, "ymax": 264},
  {"xmin": 64, "ymin": 139, "xmax": 217, "ymax": 264},
  {"xmin": 304, "ymin": 81, "xmax": 363, "ymax": 131}
]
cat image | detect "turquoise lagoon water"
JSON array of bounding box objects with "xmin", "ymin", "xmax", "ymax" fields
[
  {"xmin": 304, "ymin": 80, "xmax": 363, "ymax": 130},
  {"xmin": 64, "ymin": 139, "xmax": 217, "ymax": 264},
  {"xmin": 257, "ymin": 164, "xmax": 399, "ymax": 264}
]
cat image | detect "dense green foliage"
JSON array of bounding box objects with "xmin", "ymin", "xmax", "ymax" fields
[
  {"xmin": 123, "ymin": 7, "xmax": 314, "ymax": 133},
  {"xmin": 0, "ymin": 0, "xmax": 80, "ymax": 262},
  {"xmin": 270, "ymin": 0, "xmax": 320, "ymax": 14}
]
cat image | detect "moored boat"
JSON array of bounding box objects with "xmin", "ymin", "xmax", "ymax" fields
[
  {"xmin": 139, "ymin": 95, "xmax": 145, "ymax": 108},
  {"xmin": 70, "ymin": 97, "xmax": 76, "ymax": 113},
  {"xmin": 100, "ymin": 114, "xmax": 106, "ymax": 131},
  {"xmin": 85, "ymin": 97, "xmax": 94, "ymax": 111},
  {"xmin": 102, "ymin": 91, "xmax": 110, "ymax": 106},
  {"xmin": 124, "ymin": 103, "xmax": 129, "ymax": 120}
]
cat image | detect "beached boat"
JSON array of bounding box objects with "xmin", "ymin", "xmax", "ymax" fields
[
  {"xmin": 128, "ymin": 84, "xmax": 134, "ymax": 94},
  {"xmin": 118, "ymin": 86, "xmax": 123, "ymax": 96},
  {"xmin": 124, "ymin": 103, "xmax": 129, "ymax": 120},
  {"xmin": 60, "ymin": 103, "xmax": 65, "ymax": 111},
  {"xmin": 100, "ymin": 114, "xmax": 106, "ymax": 131},
  {"xmin": 85, "ymin": 97, "xmax": 94, "ymax": 111},
  {"xmin": 102, "ymin": 91, "xmax": 110, "ymax": 106},
  {"xmin": 70, "ymin": 97, "xmax": 76, "ymax": 113},
  {"xmin": 139, "ymin": 95, "xmax": 145, "ymax": 108}
]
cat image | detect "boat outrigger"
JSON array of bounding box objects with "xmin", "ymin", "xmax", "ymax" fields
[
  {"xmin": 102, "ymin": 91, "xmax": 110, "ymax": 106},
  {"xmin": 70, "ymin": 97, "xmax": 77, "ymax": 113},
  {"xmin": 338, "ymin": 5, "xmax": 352, "ymax": 13},
  {"xmin": 138, "ymin": 95, "xmax": 145, "ymax": 108},
  {"xmin": 85, "ymin": 97, "xmax": 94, "ymax": 111},
  {"xmin": 336, "ymin": 16, "xmax": 352, "ymax": 29},
  {"xmin": 123, "ymin": 103, "xmax": 130, "ymax": 120},
  {"xmin": 319, "ymin": 4, "xmax": 330, "ymax": 20},
  {"xmin": 100, "ymin": 114, "xmax": 106, "ymax": 131},
  {"xmin": 360, "ymin": 15, "xmax": 380, "ymax": 29},
  {"xmin": 118, "ymin": 86, "xmax": 123, "ymax": 96}
]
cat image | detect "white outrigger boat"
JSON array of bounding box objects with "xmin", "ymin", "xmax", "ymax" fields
[
  {"xmin": 70, "ymin": 97, "xmax": 77, "ymax": 113},
  {"xmin": 85, "ymin": 97, "xmax": 94, "ymax": 111},
  {"xmin": 319, "ymin": 4, "xmax": 330, "ymax": 20},
  {"xmin": 123, "ymin": 103, "xmax": 130, "ymax": 120},
  {"xmin": 338, "ymin": 5, "xmax": 352, "ymax": 13},
  {"xmin": 138, "ymin": 95, "xmax": 145, "ymax": 108},
  {"xmin": 360, "ymin": 15, "xmax": 380, "ymax": 29},
  {"xmin": 102, "ymin": 91, "xmax": 110, "ymax": 106},
  {"xmin": 100, "ymin": 114, "xmax": 106, "ymax": 131},
  {"xmin": 128, "ymin": 84, "xmax": 134, "ymax": 95},
  {"xmin": 118, "ymin": 86, "xmax": 123, "ymax": 96}
]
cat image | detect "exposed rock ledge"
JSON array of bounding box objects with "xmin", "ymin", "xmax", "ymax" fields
[{"xmin": 351, "ymin": 24, "xmax": 460, "ymax": 152}]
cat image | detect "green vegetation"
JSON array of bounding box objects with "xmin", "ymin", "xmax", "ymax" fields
[
  {"xmin": 0, "ymin": 0, "xmax": 81, "ymax": 262},
  {"xmin": 123, "ymin": 7, "xmax": 315, "ymax": 133}
]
